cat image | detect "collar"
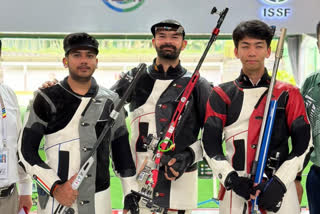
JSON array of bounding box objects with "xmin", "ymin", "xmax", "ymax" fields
[
  {"xmin": 315, "ymin": 71, "xmax": 320, "ymax": 85},
  {"xmin": 61, "ymin": 76, "xmax": 98, "ymax": 97},
  {"xmin": 236, "ymin": 68, "xmax": 271, "ymax": 88},
  {"xmin": 148, "ymin": 58, "xmax": 186, "ymax": 80}
]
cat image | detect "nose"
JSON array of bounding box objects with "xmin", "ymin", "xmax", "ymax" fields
[
  {"xmin": 162, "ymin": 36, "xmax": 175, "ymax": 44},
  {"xmin": 79, "ymin": 55, "xmax": 89, "ymax": 64},
  {"xmin": 248, "ymin": 47, "xmax": 256, "ymax": 56}
]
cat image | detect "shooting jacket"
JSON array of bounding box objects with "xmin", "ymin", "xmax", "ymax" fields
[
  {"xmin": 18, "ymin": 77, "xmax": 136, "ymax": 214},
  {"xmin": 203, "ymin": 70, "xmax": 313, "ymax": 191},
  {"xmin": 112, "ymin": 59, "xmax": 212, "ymax": 209}
]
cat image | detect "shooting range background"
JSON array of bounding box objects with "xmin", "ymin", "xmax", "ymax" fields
[{"xmin": 1, "ymin": 0, "xmax": 319, "ymax": 211}]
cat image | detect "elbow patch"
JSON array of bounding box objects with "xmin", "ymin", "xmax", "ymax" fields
[
  {"xmin": 21, "ymin": 126, "xmax": 47, "ymax": 166},
  {"xmin": 203, "ymin": 117, "xmax": 224, "ymax": 158},
  {"xmin": 291, "ymin": 116, "xmax": 311, "ymax": 157}
]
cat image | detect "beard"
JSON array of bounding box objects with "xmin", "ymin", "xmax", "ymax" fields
[
  {"xmin": 69, "ymin": 73, "xmax": 91, "ymax": 82},
  {"xmin": 69, "ymin": 67, "xmax": 94, "ymax": 83},
  {"xmin": 155, "ymin": 44, "xmax": 182, "ymax": 60}
]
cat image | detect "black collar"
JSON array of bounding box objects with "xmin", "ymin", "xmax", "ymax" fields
[
  {"xmin": 61, "ymin": 76, "xmax": 98, "ymax": 97},
  {"xmin": 236, "ymin": 68, "xmax": 271, "ymax": 88},
  {"xmin": 147, "ymin": 58, "xmax": 186, "ymax": 80}
]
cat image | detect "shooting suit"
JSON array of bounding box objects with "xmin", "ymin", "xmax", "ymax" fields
[
  {"xmin": 301, "ymin": 72, "xmax": 320, "ymax": 214},
  {"xmin": 112, "ymin": 60, "xmax": 212, "ymax": 213},
  {"xmin": 18, "ymin": 77, "xmax": 137, "ymax": 214},
  {"xmin": 202, "ymin": 70, "xmax": 313, "ymax": 214}
]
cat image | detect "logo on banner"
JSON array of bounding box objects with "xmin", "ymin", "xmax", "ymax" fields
[
  {"xmin": 102, "ymin": 0, "xmax": 144, "ymax": 12},
  {"xmin": 260, "ymin": 0, "xmax": 291, "ymax": 19},
  {"xmin": 263, "ymin": 0, "xmax": 289, "ymax": 4}
]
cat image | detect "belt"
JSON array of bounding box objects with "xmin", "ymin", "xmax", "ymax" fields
[{"xmin": 0, "ymin": 183, "xmax": 15, "ymax": 198}]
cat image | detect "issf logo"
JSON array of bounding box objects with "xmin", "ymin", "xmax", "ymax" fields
[
  {"xmin": 260, "ymin": 0, "xmax": 291, "ymax": 19},
  {"xmin": 262, "ymin": 0, "xmax": 289, "ymax": 5},
  {"xmin": 102, "ymin": 0, "xmax": 144, "ymax": 12}
]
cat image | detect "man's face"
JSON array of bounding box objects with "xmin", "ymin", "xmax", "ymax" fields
[
  {"xmin": 234, "ymin": 36, "xmax": 271, "ymax": 74},
  {"xmin": 63, "ymin": 49, "xmax": 98, "ymax": 82},
  {"xmin": 152, "ymin": 30, "xmax": 187, "ymax": 60}
]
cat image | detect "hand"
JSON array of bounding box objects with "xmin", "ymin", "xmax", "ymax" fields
[
  {"xmin": 224, "ymin": 171, "xmax": 255, "ymax": 200},
  {"xmin": 123, "ymin": 193, "xmax": 140, "ymax": 214},
  {"xmin": 52, "ymin": 174, "xmax": 79, "ymax": 207},
  {"xmin": 18, "ymin": 195, "xmax": 32, "ymax": 213},
  {"xmin": 255, "ymin": 176, "xmax": 286, "ymax": 212},
  {"xmin": 161, "ymin": 150, "xmax": 193, "ymax": 181},
  {"xmin": 39, "ymin": 79, "xmax": 58, "ymax": 89},
  {"xmin": 295, "ymin": 180, "xmax": 303, "ymax": 204}
]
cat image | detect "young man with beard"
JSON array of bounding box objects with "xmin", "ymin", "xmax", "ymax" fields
[
  {"xmin": 18, "ymin": 33, "xmax": 138, "ymax": 214},
  {"xmin": 301, "ymin": 21, "xmax": 320, "ymax": 214},
  {"xmin": 202, "ymin": 20, "xmax": 313, "ymax": 214},
  {"xmin": 112, "ymin": 20, "xmax": 212, "ymax": 213}
]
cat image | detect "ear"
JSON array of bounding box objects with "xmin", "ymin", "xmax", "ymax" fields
[
  {"xmin": 96, "ymin": 58, "xmax": 98, "ymax": 69},
  {"xmin": 181, "ymin": 40, "xmax": 187, "ymax": 50},
  {"xmin": 317, "ymin": 40, "xmax": 320, "ymax": 53},
  {"xmin": 234, "ymin": 48, "xmax": 239, "ymax": 58},
  {"xmin": 266, "ymin": 47, "xmax": 271, "ymax": 58},
  {"xmin": 63, "ymin": 57, "xmax": 68, "ymax": 68},
  {"xmin": 152, "ymin": 38, "xmax": 156, "ymax": 48}
]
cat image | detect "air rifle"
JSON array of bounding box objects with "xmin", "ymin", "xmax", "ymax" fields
[
  {"xmin": 132, "ymin": 6, "xmax": 229, "ymax": 213},
  {"xmin": 250, "ymin": 28, "xmax": 287, "ymax": 214},
  {"xmin": 54, "ymin": 63, "xmax": 146, "ymax": 214}
]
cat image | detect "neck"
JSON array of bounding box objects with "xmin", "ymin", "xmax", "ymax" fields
[
  {"xmin": 156, "ymin": 57, "xmax": 179, "ymax": 72},
  {"xmin": 243, "ymin": 67, "xmax": 265, "ymax": 85},
  {"xmin": 67, "ymin": 76, "xmax": 91, "ymax": 96}
]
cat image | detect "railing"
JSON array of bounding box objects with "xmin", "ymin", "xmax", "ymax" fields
[{"xmin": 1, "ymin": 61, "xmax": 223, "ymax": 106}]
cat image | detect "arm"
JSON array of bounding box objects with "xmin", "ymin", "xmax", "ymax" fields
[
  {"xmin": 161, "ymin": 77, "xmax": 212, "ymax": 180},
  {"xmin": 110, "ymin": 107, "xmax": 139, "ymax": 213},
  {"xmin": 203, "ymin": 87, "xmax": 254, "ymax": 200},
  {"xmin": 110, "ymin": 107, "xmax": 137, "ymax": 192},
  {"xmin": 18, "ymin": 91, "xmax": 62, "ymax": 196},
  {"xmin": 203, "ymin": 87, "xmax": 235, "ymax": 184},
  {"xmin": 249, "ymin": 88, "xmax": 313, "ymax": 212},
  {"xmin": 18, "ymin": 164, "xmax": 33, "ymax": 213},
  {"xmin": 111, "ymin": 67, "xmax": 140, "ymax": 100},
  {"xmin": 11, "ymin": 90, "xmax": 33, "ymax": 212},
  {"xmin": 274, "ymin": 88, "xmax": 313, "ymax": 188},
  {"xmin": 191, "ymin": 77, "xmax": 213, "ymax": 163}
]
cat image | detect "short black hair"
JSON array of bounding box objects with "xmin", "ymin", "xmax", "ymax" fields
[
  {"xmin": 316, "ymin": 21, "xmax": 320, "ymax": 39},
  {"xmin": 63, "ymin": 32, "xmax": 99, "ymax": 56},
  {"xmin": 232, "ymin": 20, "xmax": 274, "ymax": 48}
]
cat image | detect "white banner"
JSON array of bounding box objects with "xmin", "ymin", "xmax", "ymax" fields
[{"xmin": 0, "ymin": 0, "xmax": 319, "ymax": 34}]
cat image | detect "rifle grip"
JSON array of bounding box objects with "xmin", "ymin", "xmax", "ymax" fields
[
  {"xmin": 218, "ymin": 184, "xmax": 226, "ymax": 200},
  {"xmin": 72, "ymin": 156, "xmax": 94, "ymax": 190}
]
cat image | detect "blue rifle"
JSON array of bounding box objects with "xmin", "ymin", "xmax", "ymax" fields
[{"xmin": 250, "ymin": 28, "xmax": 287, "ymax": 214}]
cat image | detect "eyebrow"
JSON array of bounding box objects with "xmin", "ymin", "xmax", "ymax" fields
[
  {"xmin": 172, "ymin": 32, "xmax": 181, "ymax": 36},
  {"xmin": 240, "ymin": 41, "xmax": 265, "ymax": 45}
]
